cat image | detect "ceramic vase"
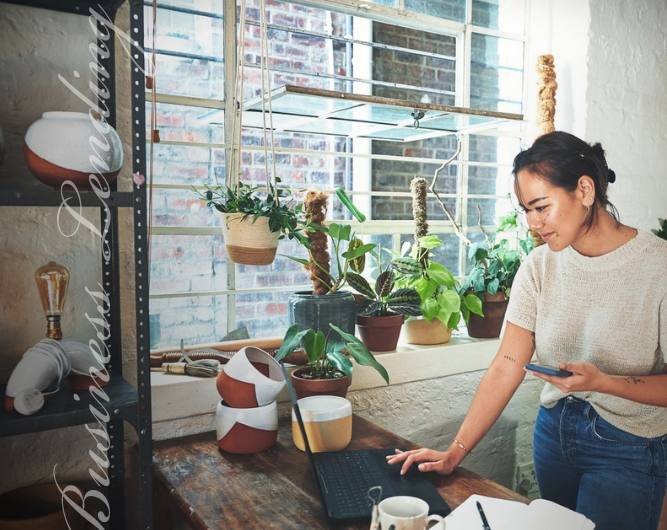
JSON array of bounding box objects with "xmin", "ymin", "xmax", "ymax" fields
[
  {"xmin": 23, "ymin": 111, "xmax": 123, "ymax": 190},
  {"xmin": 221, "ymin": 213, "xmax": 280, "ymax": 266},
  {"xmin": 287, "ymin": 290, "xmax": 356, "ymax": 342},
  {"xmin": 403, "ymin": 317, "xmax": 452, "ymax": 345}
]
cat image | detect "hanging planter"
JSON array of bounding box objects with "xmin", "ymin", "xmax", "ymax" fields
[
  {"xmin": 194, "ymin": 0, "xmax": 307, "ymax": 266},
  {"xmin": 222, "ymin": 213, "xmax": 280, "ymax": 266}
]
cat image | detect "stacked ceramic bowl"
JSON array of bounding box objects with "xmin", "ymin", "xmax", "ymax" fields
[{"xmin": 214, "ymin": 347, "xmax": 285, "ymax": 454}]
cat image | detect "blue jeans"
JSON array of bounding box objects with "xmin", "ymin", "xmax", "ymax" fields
[{"xmin": 533, "ymin": 396, "xmax": 667, "ymax": 530}]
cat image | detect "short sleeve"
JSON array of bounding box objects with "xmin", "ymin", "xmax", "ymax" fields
[{"xmin": 505, "ymin": 248, "xmax": 542, "ymax": 332}]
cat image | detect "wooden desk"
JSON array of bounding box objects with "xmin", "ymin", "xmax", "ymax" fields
[{"xmin": 152, "ymin": 415, "xmax": 528, "ymax": 529}]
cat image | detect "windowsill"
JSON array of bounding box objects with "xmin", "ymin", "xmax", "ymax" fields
[{"xmin": 150, "ymin": 332, "xmax": 502, "ymax": 432}]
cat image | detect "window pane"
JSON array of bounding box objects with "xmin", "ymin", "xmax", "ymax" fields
[
  {"xmin": 148, "ymin": 6, "xmax": 224, "ymax": 99},
  {"xmin": 470, "ymin": 34, "xmax": 523, "ymax": 114},
  {"xmin": 404, "ymin": 0, "xmax": 465, "ymax": 23},
  {"xmin": 372, "ymin": 22, "xmax": 456, "ymax": 103},
  {"xmin": 150, "ymin": 295, "xmax": 228, "ymax": 349},
  {"xmin": 151, "ymin": 234, "xmax": 226, "ymax": 296},
  {"xmin": 236, "ymin": 290, "xmax": 293, "ymax": 337},
  {"xmin": 472, "ymin": 0, "xmax": 525, "ymax": 33}
]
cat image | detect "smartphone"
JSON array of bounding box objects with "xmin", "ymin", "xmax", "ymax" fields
[{"xmin": 524, "ymin": 363, "xmax": 573, "ymax": 377}]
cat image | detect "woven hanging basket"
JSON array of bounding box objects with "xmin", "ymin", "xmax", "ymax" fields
[{"xmin": 222, "ymin": 213, "xmax": 280, "ymax": 266}]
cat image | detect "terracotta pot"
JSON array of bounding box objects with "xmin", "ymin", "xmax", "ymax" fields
[
  {"xmin": 216, "ymin": 346, "xmax": 285, "ymax": 408},
  {"xmin": 23, "ymin": 111, "xmax": 122, "ymax": 190},
  {"xmin": 287, "ymin": 290, "xmax": 356, "ymax": 341},
  {"xmin": 221, "ymin": 213, "xmax": 280, "ymax": 266},
  {"xmin": 403, "ymin": 318, "xmax": 452, "ymax": 345},
  {"xmin": 466, "ymin": 292, "xmax": 509, "ymax": 339},
  {"xmin": 216, "ymin": 399, "xmax": 278, "ymax": 454},
  {"xmin": 356, "ymin": 314, "xmax": 405, "ymax": 352},
  {"xmin": 0, "ymin": 482, "xmax": 85, "ymax": 530},
  {"xmin": 290, "ymin": 366, "xmax": 351, "ymax": 400}
]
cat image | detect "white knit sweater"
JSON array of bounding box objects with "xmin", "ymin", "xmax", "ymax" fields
[{"xmin": 506, "ymin": 229, "xmax": 667, "ymax": 438}]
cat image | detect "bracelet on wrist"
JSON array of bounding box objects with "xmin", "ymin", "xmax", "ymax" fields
[{"xmin": 453, "ymin": 438, "xmax": 472, "ymax": 454}]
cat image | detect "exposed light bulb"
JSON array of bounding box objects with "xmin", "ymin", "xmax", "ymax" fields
[{"xmin": 34, "ymin": 261, "xmax": 70, "ymax": 340}]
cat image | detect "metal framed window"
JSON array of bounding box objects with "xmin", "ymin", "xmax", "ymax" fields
[{"xmin": 146, "ymin": 0, "xmax": 526, "ymax": 349}]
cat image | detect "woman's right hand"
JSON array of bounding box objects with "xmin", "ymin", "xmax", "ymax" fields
[{"xmin": 386, "ymin": 447, "xmax": 461, "ymax": 476}]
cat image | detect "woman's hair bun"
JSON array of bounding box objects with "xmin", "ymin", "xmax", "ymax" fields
[{"xmin": 607, "ymin": 169, "xmax": 616, "ymax": 184}]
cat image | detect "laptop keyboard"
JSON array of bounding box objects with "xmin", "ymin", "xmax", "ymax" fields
[{"xmin": 314, "ymin": 451, "xmax": 388, "ymax": 519}]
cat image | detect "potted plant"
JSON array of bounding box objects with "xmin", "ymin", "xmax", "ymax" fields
[
  {"xmin": 285, "ymin": 188, "xmax": 375, "ymax": 340},
  {"xmin": 394, "ymin": 235, "xmax": 482, "ymax": 345},
  {"xmin": 196, "ymin": 178, "xmax": 308, "ymax": 266},
  {"xmin": 460, "ymin": 210, "xmax": 534, "ymax": 338},
  {"xmin": 346, "ymin": 250, "xmax": 422, "ymax": 352},
  {"xmin": 274, "ymin": 322, "xmax": 389, "ymax": 399},
  {"xmin": 652, "ymin": 218, "xmax": 667, "ymax": 240}
]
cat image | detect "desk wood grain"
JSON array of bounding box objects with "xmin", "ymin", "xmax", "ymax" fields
[{"xmin": 152, "ymin": 415, "xmax": 528, "ymax": 529}]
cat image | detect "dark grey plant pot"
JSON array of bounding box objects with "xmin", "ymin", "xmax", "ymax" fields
[{"xmin": 287, "ymin": 290, "xmax": 356, "ymax": 342}]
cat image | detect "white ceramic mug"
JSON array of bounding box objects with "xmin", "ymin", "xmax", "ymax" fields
[{"xmin": 378, "ymin": 496, "xmax": 445, "ymax": 530}]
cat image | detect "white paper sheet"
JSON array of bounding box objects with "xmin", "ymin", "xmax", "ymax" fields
[{"xmin": 443, "ymin": 494, "xmax": 595, "ymax": 530}]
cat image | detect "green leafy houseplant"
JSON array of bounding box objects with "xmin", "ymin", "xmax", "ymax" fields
[
  {"xmin": 460, "ymin": 211, "xmax": 534, "ymax": 297},
  {"xmin": 196, "ymin": 178, "xmax": 308, "ymax": 245},
  {"xmin": 274, "ymin": 323, "xmax": 389, "ymax": 384},
  {"xmin": 394, "ymin": 235, "xmax": 482, "ymax": 330},
  {"xmin": 346, "ymin": 252, "xmax": 422, "ymax": 318},
  {"xmin": 652, "ymin": 218, "xmax": 667, "ymax": 240},
  {"xmin": 286, "ymin": 188, "xmax": 375, "ymax": 295}
]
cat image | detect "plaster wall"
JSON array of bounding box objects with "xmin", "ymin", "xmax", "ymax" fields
[
  {"xmin": 0, "ymin": 2, "xmax": 137, "ymax": 493},
  {"xmin": 0, "ymin": 0, "xmax": 666, "ymax": 498}
]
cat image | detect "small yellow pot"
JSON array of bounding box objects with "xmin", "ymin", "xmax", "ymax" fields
[{"xmin": 403, "ymin": 317, "xmax": 452, "ymax": 345}]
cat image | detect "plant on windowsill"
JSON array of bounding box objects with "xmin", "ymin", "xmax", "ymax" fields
[
  {"xmin": 346, "ymin": 250, "xmax": 422, "ymax": 352},
  {"xmin": 458, "ymin": 210, "xmax": 535, "ymax": 338},
  {"xmin": 274, "ymin": 322, "xmax": 389, "ymax": 399},
  {"xmin": 284, "ymin": 188, "xmax": 376, "ymax": 341},
  {"xmin": 196, "ymin": 178, "xmax": 308, "ymax": 266},
  {"xmin": 394, "ymin": 234, "xmax": 483, "ymax": 345}
]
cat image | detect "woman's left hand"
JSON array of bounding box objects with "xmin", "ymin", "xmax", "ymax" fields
[{"xmin": 526, "ymin": 362, "xmax": 605, "ymax": 393}]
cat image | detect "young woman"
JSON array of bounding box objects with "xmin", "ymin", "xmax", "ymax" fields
[{"xmin": 387, "ymin": 131, "xmax": 667, "ymax": 530}]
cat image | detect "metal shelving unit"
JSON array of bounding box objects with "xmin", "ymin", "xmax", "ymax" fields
[{"xmin": 0, "ymin": 1, "xmax": 152, "ymax": 528}]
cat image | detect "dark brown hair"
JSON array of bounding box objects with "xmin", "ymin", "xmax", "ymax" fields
[{"xmin": 512, "ymin": 131, "xmax": 618, "ymax": 230}]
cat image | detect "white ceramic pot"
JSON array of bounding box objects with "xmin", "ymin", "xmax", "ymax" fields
[
  {"xmin": 216, "ymin": 399, "xmax": 278, "ymax": 454},
  {"xmin": 221, "ymin": 213, "xmax": 280, "ymax": 265},
  {"xmin": 292, "ymin": 395, "xmax": 352, "ymax": 452},
  {"xmin": 23, "ymin": 111, "xmax": 123, "ymax": 190},
  {"xmin": 216, "ymin": 346, "xmax": 286, "ymax": 408}
]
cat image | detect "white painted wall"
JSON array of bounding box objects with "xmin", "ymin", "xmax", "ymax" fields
[{"xmin": 1, "ymin": 0, "xmax": 666, "ymax": 499}]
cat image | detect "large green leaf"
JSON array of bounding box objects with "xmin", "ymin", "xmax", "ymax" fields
[
  {"xmin": 330, "ymin": 324, "xmax": 389, "ymax": 384},
  {"xmin": 418, "ymin": 235, "xmax": 442, "ymax": 249},
  {"xmin": 342, "ymin": 243, "xmax": 375, "ymax": 260},
  {"xmin": 421, "ymin": 297, "xmax": 439, "ymax": 321},
  {"xmin": 375, "ymin": 270, "xmax": 395, "ymax": 297},
  {"xmin": 427, "ymin": 263, "xmax": 456, "ymax": 287},
  {"xmin": 388, "ymin": 288, "xmax": 421, "ymax": 306},
  {"xmin": 463, "ymin": 292, "xmax": 484, "ymax": 316},
  {"xmin": 275, "ymin": 324, "xmax": 309, "ymax": 362},
  {"xmin": 326, "ymin": 350, "xmax": 354, "ymax": 380},
  {"xmin": 303, "ymin": 330, "xmax": 327, "ymax": 364},
  {"xmin": 393, "ymin": 256, "xmax": 422, "ymax": 276},
  {"xmin": 347, "ymin": 272, "xmax": 375, "ymax": 299},
  {"xmin": 335, "ymin": 188, "xmax": 366, "ymax": 223}
]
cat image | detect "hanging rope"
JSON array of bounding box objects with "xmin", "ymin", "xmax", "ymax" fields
[{"xmin": 229, "ymin": 0, "xmax": 279, "ymax": 201}]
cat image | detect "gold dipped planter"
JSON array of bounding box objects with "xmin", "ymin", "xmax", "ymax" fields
[{"xmin": 403, "ymin": 317, "xmax": 452, "ymax": 345}]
